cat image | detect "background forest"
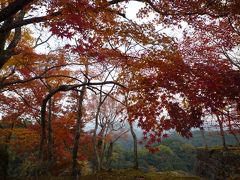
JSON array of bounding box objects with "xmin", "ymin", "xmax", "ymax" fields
[
  {"xmin": 111, "ymin": 130, "xmax": 240, "ymax": 172},
  {"xmin": 0, "ymin": 0, "xmax": 240, "ymax": 179}
]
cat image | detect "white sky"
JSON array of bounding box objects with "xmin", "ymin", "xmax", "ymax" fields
[{"xmin": 32, "ymin": 1, "xmax": 189, "ymax": 54}]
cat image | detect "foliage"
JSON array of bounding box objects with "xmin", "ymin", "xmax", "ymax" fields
[
  {"xmin": 82, "ymin": 169, "xmax": 200, "ymax": 180},
  {"xmin": 109, "ymin": 138, "xmax": 196, "ymax": 173},
  {"xmin": 0, "ymin": 0, "xmax": 240, "ymax": 178},
  {"xmin": 165, "ymin": 131, "xmax": 240, "ymax": 147}
]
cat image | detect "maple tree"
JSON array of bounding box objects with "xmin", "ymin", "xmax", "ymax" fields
[
  {"xmin": 0, "ymin": 0, "xmax": 240, "ymax": 178},
  {"xmin": 87, "ymin": 90, "xmax": 128, "ymax": 171},
  {"xmin": 116, "ymin": 0, "xmax": 240, "ymax": 148},
  {"xmin": 175, "ymin": 0, "xmax": 240, "ymax": 145}
]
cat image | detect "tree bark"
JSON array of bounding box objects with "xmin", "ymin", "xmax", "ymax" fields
[
  {"xmin": 93, "ymin": 104, "xmax": 101, "ymax": 172},
  {"xmin": 72, "ymin": 87, "xmax": 86, "ymax": 180},
  {"xmin": 0, "ymin": 11, "xmax": 24, "ymax": 69},
  {"xmin": 129, "ymin": 122, "xmax": 138, "ymax": 170},
  {"xmin": 106, "ymin": 141, "xmax": 113, "ymax": 169},
  {"xmin": 227, "ymin": 112, "xmax": 240, "ymax": 146},
  {"xmin": 99, "ymin": 133, "xmax": 105, "ymax": 170},
  {"xmin": 217, "ymin": 115, "xmax": 227, "ymax": 149},
  {"xmin": 39, "ymin": 98, "xmax": 48, "ymax": 160},
  {"xmin": 39, "ymin": 82, "xmax": 122, "ymax": 160},
  {"xmin": 0, "ymin": 0, "xmax": 35, "ymax": 23},
  {"xmin": 92, "ymin": 85, "xmax": 106, "ymax": 172},
  {"xmin": 47, "ymin": 98, "xmax": 53, "ymax": 163},
  {"xmin": 200, "ymin": 127, "xmax": 208, "ymax": 148},
  {"xmin": 231, "ymin": 131, "xmax": 240, "ymax": 146}
]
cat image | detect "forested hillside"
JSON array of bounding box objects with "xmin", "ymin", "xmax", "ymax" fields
[{"xmin": 110, "ymin": 130, "xmax": 240, "ymax": 172}]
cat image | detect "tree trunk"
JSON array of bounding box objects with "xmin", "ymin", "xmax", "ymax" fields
[
  {"xmin": 227, "ymin": 112, "xmax": 240, "ymax": 146},
  {"xmin": 106, "ymin": 141, "xmax": 113, "ymax": 170},
  {"xmin": 129, "ymin": 122, "xmax": 138, "ymax": 169},
  {"xmin": 93, "ymin": 108, "xmax": 101, "ymax": 172},
  {"xmin": 0, "ymin": 11, "xmax": 24, "ymax": 69},
  {"xmin": 200, "ymin": 127, "xmax": 208, "ymax": 148},
  {"xmin": 72, "ymin": 87, "xmax": 86, "ymax": 180},
  {"xmin": 99, "ymin": 125, "xmax": 108, "ymax": 169},
  {"xmin": 93, "ymin": 87, "xmax": 104, "ymax": 172},
  {"xmin": 99, "ymin": 136, "xmax": 104, "ymax": 170},
  {"xmin": 217, "ymin": 115, "xmax": 227, "ymax": 149},
  {"xmin": 39, "ymin": 98, "xmax": 48, "ymax": 160},
  {"xmin": 231, "ymin": 131, "xmax": 240, "ymax": 146},
  {"xmin": 47, "ymin": 98, "xmax": 53, "ymax": 164}
]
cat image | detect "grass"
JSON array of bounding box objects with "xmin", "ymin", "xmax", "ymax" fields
[
  {"xmin": 6, "ymin": 169, "xmax": 200, "ymax": 180},
  {"xmin": 81, "ymin": 169, "xmax": 200, "ymax": 180}
]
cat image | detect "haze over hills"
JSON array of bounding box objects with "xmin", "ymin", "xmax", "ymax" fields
[
  {"xmin": 109, "ymin": 130, "xmax": 240, "ymax": 173},
  {"xmin": 117, "ymin": 130, "xmax": 240, "ymax": 150}
]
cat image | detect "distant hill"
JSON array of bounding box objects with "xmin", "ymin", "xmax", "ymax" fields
[
  {"xmin": 117, "ymin": 129, "xmax": 240, "ymax": 150},
  {"xmin": 112, "ymin": 130, "xmax": 239, "ymax": 173},
  {"xmin": 165, "ymin": 130, "xmax": 240, "ymax": 147}
]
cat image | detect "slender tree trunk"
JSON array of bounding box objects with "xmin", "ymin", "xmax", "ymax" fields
[
  {"xmin": 106, "ymin": 141, "xmax": 113, "ymax": 170},
  {"xmin": 105, "ymin": 129, "xmax": 129, "ymax": 169},
  {"xmin": 217, "ymin": 115, "xmax": 227, "ymax": 149},
  {"xmin": 99, "ymin": 136, "xmax": 104, "ymax": 170},
  {"xmin": 99, "ymin": 130, "xmax": 108, "ymax": 169},
  {"xmin": 93, "ymin": 109, "xmax": 101, "ymax": 172},
  {"xmin": 228, "ymin": 126, "xmax": 240, "ymax": 146},
  {"xmin": 129, "ymin": 122, "xmax": 138, "ymax": 169},
  {"xmin": 92, "ymin": 83, "xmax": 114, "ymax": 172},
  {"xmin": 200, "ymin": 127, "xmax": 208, "ymax": 148},
  {"xmin": 47, "ymin": 98, "xmax": 53, "ymax": 164},
  {"xmin": 231, "ymin": 131, "xmax": 240, "ymax": 146},
  {"xmin": 72, "ymin": 87, "xmax": 86, "ymax": 180},
  {"xmin": 93, "ymin": 89, "xmax": 104, "ymax": 172},
  {"xmin": 39, "ymin": 97, "xmax": 49, "ymax": 160},
  {"xmin": 227, "ymin": 112, "xmax": 240, "ymax": 146}
]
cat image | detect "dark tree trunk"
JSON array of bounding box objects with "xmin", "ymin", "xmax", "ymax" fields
[
  {"xmin": 217, "ymin": 115, "xmax": 227, "ymax": 149},
  {"xmin": 227, "ymin": 112, "xmax": 240, "ymax": 146},
  {"xmin": 39, "ymin": 98, "xmax": 47, "ymax": 160},
  {"xmin": 0, "ymin": 0, "xmax": 34, "ymax": 23},
  {"xmin": 47, "ymin": 98, "xmax": 53, "ymax": 163},
  {"xmin": 93, "ymin": 86, "xmax": 105, "ymax": 172},
  {"xmin": 106, "ymin": 141, "xmax": 113, "ymax": 169},
  {"xmin": 129, "ymin": 122, "xmax": 138, "ymax": 169},
  {"xmin": 93, "ymin": 107, "xmax": 101, "ymax": 172},
  {"xmin": 99, "ymin": 125, "xmax": 107, "ymax": 169},
  {"xmin": 200, "ymin": 127, "xmax": 208, "ymax": 148},
  {"xmin": 231, "ymin": 131, "xmax": 240, "ymax": 146},
  {"xmin": 72, "ymin": 87, "xmax": 86, "ymax": 180},
  {"xmin": 0, "ymin": 11, "xmax": 24, "ymax": 69}
]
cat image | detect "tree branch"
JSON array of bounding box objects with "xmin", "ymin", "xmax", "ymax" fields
[
  {"xmin": 0, "ymin": 0, "xmax": 36, "ymax": 23},
  {"xmin": 0, "ymin": 12, "xmax": 61, "ymax": 33}
]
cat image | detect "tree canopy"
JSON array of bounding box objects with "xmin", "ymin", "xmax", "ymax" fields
[{"xmin": 0, "ymin": 0, "xmax": 240, "ymax": 178}]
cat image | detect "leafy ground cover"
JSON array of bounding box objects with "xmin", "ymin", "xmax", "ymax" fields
[
  {"xmin": 82, "ymin": 169, "xmax": 200, "ymax": 180},
  {"xmin": 6, "ymin": 169, "xmax": 200, "ymax": 180}
]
